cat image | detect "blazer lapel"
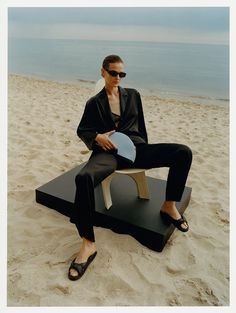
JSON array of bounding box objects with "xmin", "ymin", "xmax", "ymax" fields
[
  {"xmin": 119, "ymin": 86, "xmax": 128, "ymax": 115},
  {"xmin": 97, "ymin": 87, "xmax": 115, "ymax": 128}
]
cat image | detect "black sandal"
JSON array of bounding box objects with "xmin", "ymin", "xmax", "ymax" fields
[
  {"xmin": 160, "ymin": 211, "xmax": 189, "ymax": 232},
  {"xmin": 68, "ymin": 251, "xmax": 97, "ymax": 281}
]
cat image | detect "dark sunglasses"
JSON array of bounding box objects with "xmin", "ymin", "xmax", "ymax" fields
[{"xmin": 104, "ymin": 68, "xmax": 126, "ymax": 78}]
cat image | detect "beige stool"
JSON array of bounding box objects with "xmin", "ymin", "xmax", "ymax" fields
[{"xmin": 101, "ymin": 168, "xmax": 150, "ymax": 210}]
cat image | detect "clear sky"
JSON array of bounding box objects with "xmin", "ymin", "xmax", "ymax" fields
[{"xmin": 8, "ymin": 7, "xmax": 229, "ymax": 45}]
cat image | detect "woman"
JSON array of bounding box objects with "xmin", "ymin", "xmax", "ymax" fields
[{"xmin": 68, "ymin": 55, "xmax": 192, "ymax": 281}]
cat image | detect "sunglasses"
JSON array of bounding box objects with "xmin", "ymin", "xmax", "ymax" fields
[{"xmin": 104, "ymin": 68, "xmax": 126, "ymax": 78}]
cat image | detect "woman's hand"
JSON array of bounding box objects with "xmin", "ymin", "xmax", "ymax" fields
[{"xmin": 95, "ymin": 130, "xmax": 117, "ymax": 151}]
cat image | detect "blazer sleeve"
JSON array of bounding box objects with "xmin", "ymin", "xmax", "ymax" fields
[{"xmin": 77, "ymin": 98, "xmax": 98, "ymax": 150}]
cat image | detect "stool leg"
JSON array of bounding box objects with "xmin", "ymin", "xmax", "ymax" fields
[
  {"xmin": 101, "ymin": 174, "xmax": 114, "ymax": 210},
  {"xmin": 128, "ymin": 172, "xmax": 150, "ymax": 199}
]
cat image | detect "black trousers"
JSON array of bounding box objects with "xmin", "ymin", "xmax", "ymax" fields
[{"xmin": 70, "ymin": 143, "xmax": 192, "ymax": 242}]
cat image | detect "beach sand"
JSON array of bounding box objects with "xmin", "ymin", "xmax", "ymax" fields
[{"xmin": 7, "ymin": 74, "xmax": 229, "ymax": 306}]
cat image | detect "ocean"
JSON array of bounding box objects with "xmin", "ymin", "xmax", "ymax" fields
[{"xmin": 8, "ymin": 38, "xmax": 229, "ymax": 103}]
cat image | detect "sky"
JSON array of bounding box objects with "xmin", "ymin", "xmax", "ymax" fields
[{"xmin": 8, "ymin": 7, "xmax": 229, "ymax": 45}]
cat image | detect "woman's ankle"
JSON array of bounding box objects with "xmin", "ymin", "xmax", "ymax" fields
[
  {"xmin": 82, "ymin": 237, "xmax": 95, "ymax": 245},
  {"xmin": 161, "ymin": 201, "xmax": 176, "ymax": 211},
  {"xmin": 81, "ymin": 238, "xmax": 96, "ymax": 252}
]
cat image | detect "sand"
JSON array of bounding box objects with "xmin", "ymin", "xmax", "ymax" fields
[{"xmin": 7, "ymin": 74, "xmax": 229, "ymax": 306}]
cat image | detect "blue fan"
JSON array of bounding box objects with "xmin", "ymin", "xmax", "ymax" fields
[{"xmin": 109, "ymin": 132, "xmax": 136, "ymax": 163}]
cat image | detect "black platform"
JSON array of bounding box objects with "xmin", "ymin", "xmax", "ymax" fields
[{"xmin": 35, "ymin": 163, "xmax": 191, "ymax": 252}]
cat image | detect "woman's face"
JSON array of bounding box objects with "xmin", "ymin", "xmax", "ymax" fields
[{"xmin": 101, "ymin": 62, "xmax": 125, "ymax": 88}]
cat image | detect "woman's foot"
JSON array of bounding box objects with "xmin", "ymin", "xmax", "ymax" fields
[
  {"xmin": 69, "ymin": 238, "xmax": 97, "ymax": 279},
  {"xmin": 160, "ymin": 201, "xmax": 189, "ymax": 231}
]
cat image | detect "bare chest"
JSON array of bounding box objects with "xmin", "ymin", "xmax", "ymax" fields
[{"xmin": 107, "ymin": 94, "xmax": 121, "ymax": 115}]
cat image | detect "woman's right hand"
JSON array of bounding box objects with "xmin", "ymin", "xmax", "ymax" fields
[{"xmin": 95, "ymin": 130, "xmax": 117, "ymax": 151}]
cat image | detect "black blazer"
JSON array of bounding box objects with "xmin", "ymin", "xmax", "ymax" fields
[{"xmin": 77, "ymin": 86, "xmax": 148, "ymax": 151}]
